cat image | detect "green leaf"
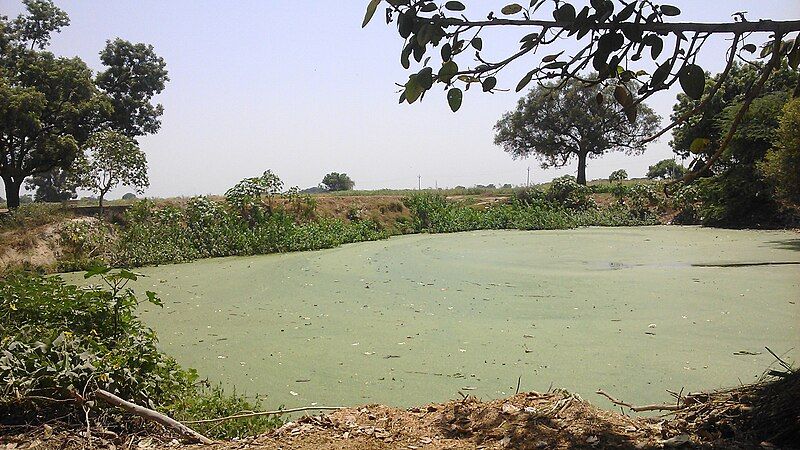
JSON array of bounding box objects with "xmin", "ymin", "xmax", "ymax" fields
[
  {"xmin": 542, "ymin": 51, "xmax": 563, "ymax": 62},
  {"xmin": 362, "ymin": 0, "xmax": 381, "ymax": 28},
  {"xmin": 447, "ymin": 87, "xmax": 463, "ymax": 112},
  {"xmin": 404, "ymin": 75, "xmax": 424, "ymax": 104},
  {"xmin": 417, "ymin": 67, "xmax": 434, "ymax": 89},
  {"xmin": 616, "ymin": 2, "xmax": 637, "ymax": 22},
  {"xmin": 788, "ymin": 35, "xmax": 800, "ymax": 70},
  {"xmin": 482, "ymin": 76, "xmax": 497, "ymax": 92},
  {"xmin": 679, "ymin": 64, "xmax": 705, "ymax": 100},
  {"xmin": 438, "ymin": 60, "xmax": 459, "ymax": 83},
  {"xmin": 420, "ymin": 3, "xmax": 438, "ymax": 12},
  {"xmin": 595, "ymin": 92, "xmax": 604, "ymax": 105},
  {"xmin": 84, "ymin": 265, "xmax": 111, "ymax": 279},
  {"xmin": 741, "ymin": 43, "xmax": 757, "ymax": 53},
  {"xmin": 441, "ymin": 43, "xmax": 452, "ymax": 61},
  {"xmin": 146, "ymin": 291, "xmax": 163, "ymax": 307},
  {"xmin": 444, "ymin": 1, "xmax": 465, "ymax": 11},
  {"xmin": 649, "ymin": 36, "xmax": 663, "ymax": 60},
  {"xmin": 501, "ymin": 3, "xmax": 523, "ymax": 15},
  {"xmin": 116, "ymin": 269, "xmax": 139, "ymax": 281},
  {"xmin": 471, "ymin": 37, "xmax": 483, "ymax": 51},
  {"xmin": 659, "ymin": 5, "xmax": 680, "ymax": 16},
  {"xmin": 651, "ymin": 61, "xmax": 671, "ymax": 87},
  {"xmin": 690, "ymin": 137, "xmax": 711, "ymax": 154},
  {"xmin": 760, "ymin": 42, "xmax": 773, "ymax": 58},
  {"xmin": 553, "ymin": 3, "xmax": 576, "ymax": 22},
  {"xmin": 516, "ymin": 71, "xmax": 534, "ymax": 92}
]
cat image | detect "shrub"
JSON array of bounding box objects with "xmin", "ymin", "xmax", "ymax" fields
[
  {"xmin": 546, "ymin": 176, "xmax": 596, "ymax": 210},
  {"xmin": 759, "ymin": 97, "xmax": 800, "ymax": 205},
  {"xmin": 608, "ymin": 169, "xmax": 628, "ymax": 182},
  {"xmin": 0, "ymin": 270, "xmax": 194, "ymax": 421},
  {"xmin": 0, "ymin": 271, "xmax": 284, "ymax": 438}
]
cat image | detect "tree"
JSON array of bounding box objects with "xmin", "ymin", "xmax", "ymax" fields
[
  {"xmin": 122, "ymin": 192, "xmax": 138, "ymax": 200},
  {"xmin": 494, "ymin": 79, "xmax": 659, "ymax": 184},
  {"xmin": 0, "ymin": 1, "xmax": 168, "ymax": 208},
  {"xmin": 647, "ymin": 159, "xmax": 686, "ymax": 179},
  {"xmin": 365, "ymin": 1, "xmax": 800, "ymax": 186},
  {"xmin": 321, "ymin": 172, "xmax": 355, "ymax": 191},
  {"xmin": 760, "ymin": 97, "xmax": 800, "ymax": 204},
  {"xmin": 608, "ymin": 169, "xmax": 628, "ymax": 182},
  {"xmin": 25, "ymin": 167, "xmax": 77, "ymax": 202},
  {"xmin": 70, "ymin": 130, "xmax": 149, "ymax": 211}
]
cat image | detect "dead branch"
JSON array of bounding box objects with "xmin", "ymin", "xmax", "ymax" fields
[
  {"xmin": 596, "ymin": 390, "xmax": 684, "ymax": 412},
  {"xmin": 184, "ymin": 405, "xmax": 344, "ymax": 425},
  {"xmin": 93, "ymin": 389, "xmax": 213, "ymax": 445}
]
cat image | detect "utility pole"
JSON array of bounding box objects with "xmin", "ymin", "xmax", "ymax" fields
[
  {"xmin": 526, "ymin": 166, "xmax": 530, "ymax": 187},
  {"xmin": 418, "ymin": 175, "xmax": 421, "ymax": 190}
]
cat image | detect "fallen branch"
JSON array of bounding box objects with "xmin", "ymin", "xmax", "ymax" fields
[
  {"xmin": 596, "ymin": 390, "xmax": 684, "ymax": 412},
  {"xmin": 93, "ymin": 389, "xmax": 213, "ymax": 445},
  {"xmin": 184, "ymin": 405, "xmax": 344, "ymax": 425}
]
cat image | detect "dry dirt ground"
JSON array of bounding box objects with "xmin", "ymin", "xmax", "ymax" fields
[{"xmin": 4, "ymin": 388, "xmax": 793, "ymax": 450}]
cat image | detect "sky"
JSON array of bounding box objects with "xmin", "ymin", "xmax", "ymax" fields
[{"xmin": 5, "ymin": 0, "xmax": 799, "ymax": 197}]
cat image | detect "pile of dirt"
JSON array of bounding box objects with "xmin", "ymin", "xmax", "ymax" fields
[{"xmin": 6, "ymin": 387, "xmax": 790, "ymax": 450}]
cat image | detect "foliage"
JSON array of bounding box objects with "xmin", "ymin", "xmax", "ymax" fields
[
  {"xmin": 695, "ymin": 93, "xmax": 789, "ymax": 227},
  {"xmin": 759, "ymin": 97, "xmax": 800, "ymax": 204},
  {"xmin": 24, "ymin": 168, "xmax": 77, "ymax": 202},
  {"xmin": 494, "ymin": 79, "xmax": 659, "ymax": 184},
  {"xmin": 545, "ymin": 175, "xmax": 596, "ymax": 210},
  {"xmin": 403, "ymin": 187, "xmax": 657, "ymax": 234},
  {"xmin": 646, "ymin": 159, "xmax": 686, "ymax": 179},
  {"xmin": 0, "ymin": 271, "xmax": 191, "ymax": 418},
  {"xmin": 225, "ymin": 170, "xmax": 284, "ymax": 215},
  {"xmin": 0, "ymin": 202, "xmax": 66, "ymax": 231},
  {"xmin": 608, "ymin": 169, "xmax": 628, "ymax": 182},
  {"xmin": 0, "ymin": 1, "xmax": 167, "ymax": 208},
  {"xmin": 171, "ymin": 384, "xmax": 283, "ymax": 439},
  {"xmin": 0, "ymin": 272, "xmax": 283, "ymax": 437},
  {"xmin": 121, "ymin": 192, "xmax": 137, "ymax": 200},
  {"xmin": 95, "ymin": 39, "xmax": 168, "ymax": 137},
  {"xmin": 368, "ymin": 0, "xmax": 799, "ymax": 123},
  {"xmin": 321, "ymin": 172, "xmax": 355, "ymax": 191},
  {"xmin": 70, "ymin": 130, "xmax": 149, "ymax": 209},
  {"xmin": 670, "ymin": 63, "xmax": 798, "ymax": 160}
]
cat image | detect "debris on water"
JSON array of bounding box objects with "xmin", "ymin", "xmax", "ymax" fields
[
  {"xmin": 733, "ymin": 350, "xmax": 762, "ymax": 356},
  {"xmin": 648, "ymin": 323, "xmax": 657, "ymax": 328},
  {"xmin": 296, "ymin": 379, "xmax": 310, "ymax": 383},
  {"xmin": 289, "ymin": 391, "xmax": 299, "ymax": 396}
]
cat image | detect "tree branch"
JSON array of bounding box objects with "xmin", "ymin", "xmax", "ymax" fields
[{"xmin": 435, "ymin": 18, "xmax": 800, "ymax": 35}]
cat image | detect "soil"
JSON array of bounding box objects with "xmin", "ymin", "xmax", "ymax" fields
[{"xmin": 3, "ymin": 388, "xmax": 785, "ymax": 450}]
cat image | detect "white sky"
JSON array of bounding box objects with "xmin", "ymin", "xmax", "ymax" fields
[{"xmin": 7, "ymin": 0, "xmax": 800, "ymax": 197}]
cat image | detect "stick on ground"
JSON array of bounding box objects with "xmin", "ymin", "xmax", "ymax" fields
[{"xmin": 93, "ymin": 389, "xmax": 214, "ymax": 444}]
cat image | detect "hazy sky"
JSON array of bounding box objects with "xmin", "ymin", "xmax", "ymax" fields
[{"xmin": 6, "ymin": 0, "xmax": 799, "ymax": 197}]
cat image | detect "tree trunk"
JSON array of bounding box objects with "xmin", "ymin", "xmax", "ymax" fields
[
  {"xmin": 99, "ymin": 192, "xmax": 105, "ymax": 214},
  {"xmin": 576, "ymin": 152, "xmax": 588, "ymax": 185},
  {"xmin": 2, "ymin": 176, "xmax": 22, "ymax": 208}
]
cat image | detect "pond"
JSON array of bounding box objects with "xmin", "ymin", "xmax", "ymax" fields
[{"xmin": 65, "ymin": 226, "xmax": 800, "ymax": 411}]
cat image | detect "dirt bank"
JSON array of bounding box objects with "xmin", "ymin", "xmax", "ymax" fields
[{"xmin": 7, "ymin": 382, "xmax": 797, "ymax": 450}]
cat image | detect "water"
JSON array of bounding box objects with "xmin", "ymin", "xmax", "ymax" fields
[{"xmin": 62, "ymin": 226, "xmax": 800, "ymax": 411}]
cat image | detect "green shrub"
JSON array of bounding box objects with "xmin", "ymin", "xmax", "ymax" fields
[
  {"xmin": 0, "ymin": 270, "xmax": 194, "ymax": 421},
  {"xmin": 608, "ymin": 169, "xmax": 628, "ymax": 182},
  {"xmin": 0, "ymin": 271, "xmax": 284, "ymax": 438},
  {"xmin": 546, "ymin": 176, "xmax": 597, "ymax": 210}
]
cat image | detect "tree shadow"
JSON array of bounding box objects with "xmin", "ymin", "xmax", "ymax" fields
[{"xmin": 766, "ymin": 238, "xmax": 800, "ymax": 252}]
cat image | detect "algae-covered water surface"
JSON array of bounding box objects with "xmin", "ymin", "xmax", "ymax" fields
[{"xmin": 66, "ymin": 226, "xmax": 799, "ymax": 411}]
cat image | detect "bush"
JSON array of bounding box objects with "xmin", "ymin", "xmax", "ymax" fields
[
  {"xmin": 608, "ymin": 169, "xmax": 628, "ymax": 182},
  {"xmin": 546, "ymin": 176, "xmax": 597, "ymax": 210},
  {"xmin": 0, "ymin": 271, "xmax": 284, "ymax": 438},
  {"xmin": 647, "ymin": 159, "xmax": 687, "ymax": 179},
  {"xmin": 0, "ymin": 270, "xmax": 194, "ymax": 422}
]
